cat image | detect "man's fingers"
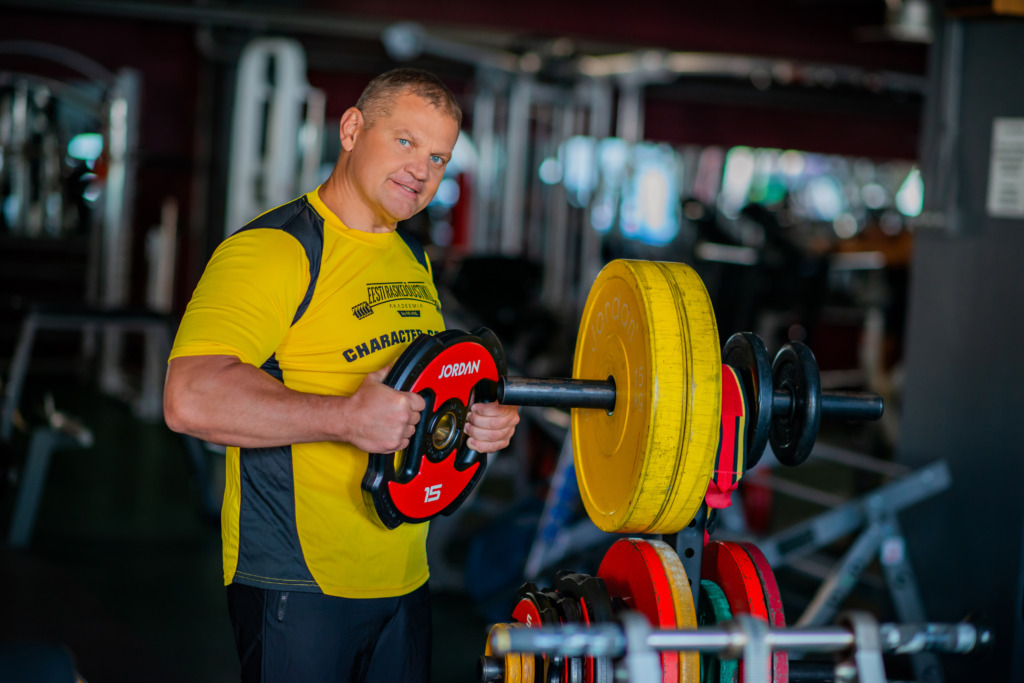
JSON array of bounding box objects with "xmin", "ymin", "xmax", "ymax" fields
[
  {"xmin": 406, "ymin": 392, "xmax": 426, "ymax": 414},
  {"xmin": 468, "ymin": 401, "xmax": 509, "ymax": 417},
  {"xmin": 468, "ymin": 408, "xmax": 519, "ymax": 430},
  {"xmin": 366, "ymin": 366, "xmax": 390, "ymax": 383}
]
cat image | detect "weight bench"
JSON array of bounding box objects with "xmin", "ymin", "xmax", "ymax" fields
[{"xmin": 0, "ymin": 305, "xmax": 173, "ymax": 442}]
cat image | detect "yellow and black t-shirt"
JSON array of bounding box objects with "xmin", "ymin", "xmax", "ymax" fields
[{"xmin": 169, "ymin": 188, "xmax": 445, "ymax": 598}]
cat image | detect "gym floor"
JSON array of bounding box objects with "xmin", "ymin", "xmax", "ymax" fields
[
  {"xmin": 1, "ymin": 378, "xmax": 494, "ymax": 683},
  {"xmin": 2, "ymin": 375, "xmax": 893, "ymax": 683}
]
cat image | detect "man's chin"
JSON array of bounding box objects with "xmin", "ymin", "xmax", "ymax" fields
[{"xmin": 389, "ymin": 202, "xmax": 426, "ymax": 224}]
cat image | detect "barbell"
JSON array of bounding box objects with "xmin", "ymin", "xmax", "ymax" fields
[{"xmin": 362, "ymin": 259, "xmax": 882, "ymax": 532}]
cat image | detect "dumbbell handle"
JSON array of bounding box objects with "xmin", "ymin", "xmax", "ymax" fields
[
  {"xmin": 498, "ymin": 377, "xmax": 883, "ymax": 422},
  {"xmin": 772, "ymin": 390, "xmax": 884, "ymax": 422}
]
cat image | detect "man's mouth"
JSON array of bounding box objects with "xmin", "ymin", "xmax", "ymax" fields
[{"xmin": 394, "ymin": 180, "xmax": 419, "ymax": 195}]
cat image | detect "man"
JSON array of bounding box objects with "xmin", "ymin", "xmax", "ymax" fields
[{"xmin": 164, "ymin": 68, "xmax": 520, "ymax": 683}]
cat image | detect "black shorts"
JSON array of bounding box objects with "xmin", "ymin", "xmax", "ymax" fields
[{"xmin": 226, "ymin": 582, "xmax": 431, "ymax": 683}]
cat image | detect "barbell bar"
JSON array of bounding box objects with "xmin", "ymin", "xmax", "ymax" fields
[
  {"xmin": 497, "ymin": 369, "xmax": 882, "ymax": 420},
  {"xmin": 490, "ymin": 615, "xmax": 990, "ymax": 660}
]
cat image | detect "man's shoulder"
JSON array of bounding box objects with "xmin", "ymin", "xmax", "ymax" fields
[
  {"xmin": 239, "ymin": 195, "xmax": 323, "ymax": 236},
  {"xmin": 226, "ymin": 195, "xmax": 325, "ymax": 275}
]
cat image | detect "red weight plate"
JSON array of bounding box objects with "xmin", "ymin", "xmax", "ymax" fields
[
  {"xmin": 702, "ymin": 540, "xmax": 768, "ymax": 619},
  {"xmin": 702, "ymin": 540, "xmax": 770, "ymax": 683},
  {"xmin": 741, "ymin": 542, "xmax": 789, "ymax": 683},
  {"xmin": 597, "ymin": 539, "xmax": 679, "ymax": 683},
  {"xmin": 387, "ymin": 341, "xmax": 499, "ymax": 518},
  {"xmin": 512, "ymin": 597, "xmax": 545, "ymax": 629},
  {"xmin": 512, "ymin": 592, "xmax": 567, "ymax": 683}
]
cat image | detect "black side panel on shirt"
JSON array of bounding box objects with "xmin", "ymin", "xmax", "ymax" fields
[
  {"xmin": 232, "ymin": 195, "xmax": 324, "ymax": 591},
  {"xmin": 396, "ymin": 228, "xmax": 429, "ymax": 274},
  {"xmin": 235, "ymin": 442, "xmax": 319, "ymax": 591}
]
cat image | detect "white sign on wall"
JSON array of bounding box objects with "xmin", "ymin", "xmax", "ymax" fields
[{"xmin": 986, "ymin": 117, "xmax": 1024, "ymax": 218}]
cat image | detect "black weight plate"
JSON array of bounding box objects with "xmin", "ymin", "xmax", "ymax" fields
[
  {"xmin": 553, "ymin": 573, "xmax": 615, "ymax": 683},
  {"xmin": 768, "ymin": 342, "xmax": 821, "ymax": 467},
  {"xmin": 539, "ymin": 590, "xmax": 585, "ymax": 683},
  {"xmin": 723, "ymin": 332, "xmax": 773, "ymax": 469}
]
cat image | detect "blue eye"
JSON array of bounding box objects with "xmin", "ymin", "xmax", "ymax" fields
[
  {"xmin": 430, "ymin": 155, "xmax": 444, "ymax": 165},
  {"xmin": 399, "ymin": 138, "xmax": 411, "ymax": 147}
]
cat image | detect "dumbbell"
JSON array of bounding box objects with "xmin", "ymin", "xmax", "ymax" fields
[
  {"xmin": 497, "ymin": 335, "xmax": 881, "ymax": 468},
  {"xmin": 362, "ymin": 260, "xmax": 882, "ymax": 532}
]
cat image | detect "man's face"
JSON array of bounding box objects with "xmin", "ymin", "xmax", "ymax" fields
[{"xmin": 345, "ymin": 92, "xmax": 459, "ymax": 226}]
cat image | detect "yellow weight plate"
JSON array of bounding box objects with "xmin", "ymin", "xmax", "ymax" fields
[
  {"xmin": 649, "ymin": 261, "xmax": 722, "ymax": 532},
  {"xmin": 648, "ymin": 540, "xmax": 701, "ymax": 683},
  {"xmin": 485, "ymin": 623, "xmax": 522, "ymax": 683},
  {"xmin": 572, "ymin": 260, "xmax": 721, "ymax": 533}
]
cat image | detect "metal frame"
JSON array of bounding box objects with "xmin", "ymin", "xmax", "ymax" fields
[
  {"xmin": 491, "ymin": 611, "xmax": 989, "ymax": 683},
  {"xmin": 1, "ymin": 308, "xmax": 174, "ymax": 440},
  {"xmin": 752, "ymin": 458, "xmax": 952, "ymax": 683},
  {"xmin": 6, "ymin": 426, "xmax": 91, "ymax": 548},
  {"xmin": 224, "ymin": 37, "xmax": 325, "ymax": 238}
]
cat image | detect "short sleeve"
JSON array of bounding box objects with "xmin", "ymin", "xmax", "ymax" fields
[{"xmin": 170, "ymin": 229, "xmax": 310, "ymax": 367}]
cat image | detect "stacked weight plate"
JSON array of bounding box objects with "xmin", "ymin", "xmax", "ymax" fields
[
  {"xmin": 572, "ymin": 260, "xmax": 722, "ymax": 534},
  {"xmin": 483, "ymin": 538, "xmax": 790, "ymax": 683},
  {"xmin": 701, "ymin": 541, "xmax": 788, "ymax": 683},
  {"xmin": 482, "ymin": 260, "xmax": 794, "ymax": 683}
]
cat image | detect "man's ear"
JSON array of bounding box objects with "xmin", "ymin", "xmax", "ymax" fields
[{"xmin": 339, "ymin": 107, "xmax": 364, "ymax": 152}]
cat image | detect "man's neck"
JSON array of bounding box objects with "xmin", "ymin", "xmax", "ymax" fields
[{"xmin": 318, "ymin": 173, "xmax": 396, "ymax": 234}]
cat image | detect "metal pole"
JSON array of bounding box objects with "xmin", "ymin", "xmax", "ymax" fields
[
  {"xmin": 469, "ymin": 79, "xmax": 498, "ymax": 253},
  {"xmin": 98, "ymin": 68, "xmax": 140, "ymax": 399},
  {"xmin": 500, "ymin": 74, "xmax": 532, "ymax": 255}
]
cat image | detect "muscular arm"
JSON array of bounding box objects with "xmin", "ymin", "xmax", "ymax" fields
[{"xmin": 164, "ymin": 355, "xmax": 425, "ymax": 454}]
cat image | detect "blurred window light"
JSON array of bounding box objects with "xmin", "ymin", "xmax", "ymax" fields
[
  {"xmin": 446, "ymin": 133, "xmax": 479, "ymax": 177},
  {"xmin": 748, "ymin": 148, "xmax": 782, "ymax": 205},
  {"xmin": 3, "ymin": 195, "xmax": 19, "ymax": 225},
  {"xmin": 719, "ymin": 146, "xmax": 756, "ymax": 219},
  {"xmin": 833, "ymin": 212, "xmax": 860, "ymax": 239},
  {"xmin": 696, "ymin": 242, "xmax": 759, "ymax": 265},
  {"xmin": 779, "ymin": 149, "xmax": 806, "ymax": 177},
  {"xmin": 588, "ymin": 137, "xmax": 630, "ymax": 234},
  {"xmin": 619, "ymin": 143, "xmax": 680, "ymax": 246},
  {"xmin": 82, "ymin": 173, "xmax": 102, "ymax": 202},
  {"xmin": 803, "ymin": 176, "xmax": 846, "ymax": 221},
  {"xmin": 561, "ymin": 135, "xmax": 598, "ymax": 207},
  {"xmin": 895, "ymin": 167, "xmax": 924, "ymax": 217},
  {"xmin": 597, "ymin": 137, "xmax": 630, "ymax": 181},
  {"xmin": 538, "ymin": 157, "xmax": 562, "ymax": 185},
  {"xmin": 590, "ymin": 198, "xmax": 615, "ymax": 233},
  {"xmin": 67, "ymin": 132, "xmax": 104, "ymax": 162},
  {"xmin": 800, "ymin": 152, "xmax": 830, "ymax": 178},
  {"xmin": 693, "ymin": 146, "xmax": 725, "ymax": 205},
  {"xmin": 430, "ymin": 177, "xmax": 461, "ymax": 209},
  {"xmin": 862, "ymin": 182, "xmax": 888, "ymax": 210}
]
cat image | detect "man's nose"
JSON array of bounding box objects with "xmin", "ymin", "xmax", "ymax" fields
[{"xmin": 406, "ymin": 154, "xmax": 429, "ymax": 181}]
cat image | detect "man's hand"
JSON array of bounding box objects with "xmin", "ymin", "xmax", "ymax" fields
[
  {"xmin": 344, "ymin": 367, "xmax": 426, "ymax": 454},
  {"xmin": 464, "ymin": 401, "xmax": 520, "ymax": 453}
]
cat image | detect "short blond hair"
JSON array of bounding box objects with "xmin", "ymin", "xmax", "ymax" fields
[{"xmin": 356, "ymin": 67, "xmax": 462, "ymax": 129}]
